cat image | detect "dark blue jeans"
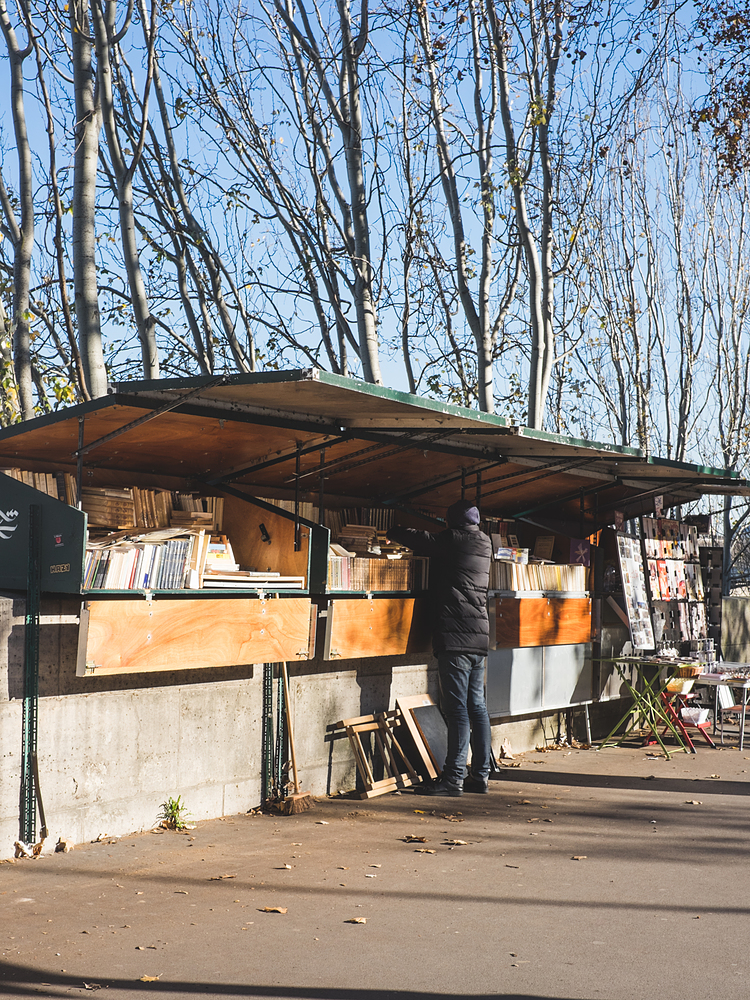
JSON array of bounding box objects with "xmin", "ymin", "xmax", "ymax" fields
[{"xmin": 437, "ymin": 652, "xmax": 491, "ymax": 786}]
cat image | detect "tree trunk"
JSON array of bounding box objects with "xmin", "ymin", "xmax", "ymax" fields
[
  {"xmin": 0, "ymin": 1, "xmax": 35, "ymax": 417},
  {"xmin": 70, "ymin": 0, "xmax": 108, "ymax": 397}
]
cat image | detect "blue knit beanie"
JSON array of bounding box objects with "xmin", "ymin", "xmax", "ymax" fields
[{"xmin": 447, "ymin": 499, "xmax": 480, "ymax": 527}]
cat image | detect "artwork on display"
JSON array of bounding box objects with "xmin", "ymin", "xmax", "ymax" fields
[
  {"xmin": 616, "ymin": 533, "xmax": 655, "ymax": 650},
  {"xmin": 641, "ymin": 516, "xmax": 707, "ymax": 641}
]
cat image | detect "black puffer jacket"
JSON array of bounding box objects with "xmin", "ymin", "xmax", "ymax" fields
[{"xmin": 389, "ymin": 524, "xmax": 491, "ymax": 655}]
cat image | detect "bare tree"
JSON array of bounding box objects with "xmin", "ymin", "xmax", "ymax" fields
[
  {"xmin": 69, "ymin": 0, "xmax": 108, "ymax": 396},
  {"xmin": 0, "ymin": 0, "xmax": 35, "ymax": 417}
]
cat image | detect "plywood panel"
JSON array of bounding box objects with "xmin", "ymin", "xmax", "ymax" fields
[
  {"xmin": 80, "ymin": 597, "xmax": 315, "ymax": 675},
  {"xmin": 325, "ymin": 598, "xmax": 431, "ymax": 660},
  {"xmin": 495, "ymin": 597, "xmax": 591, "ymax": 649},
  {"xmin": 221, "ymin": 494, "xmax": 310, "ymax": 581}
]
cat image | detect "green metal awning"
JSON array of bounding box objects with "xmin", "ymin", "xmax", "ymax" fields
[{"xmin": 0, "ymin": 369, "xmax": 744, "ymax": 532}]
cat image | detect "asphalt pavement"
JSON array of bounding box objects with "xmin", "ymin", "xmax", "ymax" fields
[{"xmin": 2, "ymin": 741, "xmax": 749, "ymax": 1000}]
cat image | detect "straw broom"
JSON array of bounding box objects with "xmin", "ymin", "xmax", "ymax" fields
[{"xmin": 279, "ymin": 662, "xmax": 315, "ymax": 815}]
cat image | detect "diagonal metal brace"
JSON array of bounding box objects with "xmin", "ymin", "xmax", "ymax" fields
[{"xmin": 73, "ymin": 376, "xmax": 227, "ymax": 458}]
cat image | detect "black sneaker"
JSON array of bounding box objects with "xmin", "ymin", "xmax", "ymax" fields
[
  {"xmin": 463, "ymin": 774, "xmax": 489, "ymax": 794},
  {"xmin": 415, "ymin": 777, "xmax": 463, "ymax": 797}
]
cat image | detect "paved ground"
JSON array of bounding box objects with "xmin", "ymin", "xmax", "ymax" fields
[{"xmin": 1, "ymin": 740, "xmax": 749, "ymax": 1000}]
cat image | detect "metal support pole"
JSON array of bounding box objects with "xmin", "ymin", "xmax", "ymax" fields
[
  {"xmin": 20, "ymin": 504, "xmax": 41, "ymax": 843},
  {"xmin": 261, "ymin": 663, "xmax": 274, "ymax": 807},
  {"xmin": 275, "ymin": 667, "xmax": 286, "ymax": 798},
  {"xmin": 76, "ymin": 417, "xmax": 84, "ymax": 508},
  {"xmin": 318, "ymin": 449, "xmax": 326, "ymax": 527},
  {"xmin": 294, "ymin": 446, "xmax": 301, "ymax": 551}
]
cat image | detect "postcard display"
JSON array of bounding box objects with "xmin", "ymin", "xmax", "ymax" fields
[
  {"xmin": 642, "ymin": 517, "xmax": 707, "ymax": 645},
  {"xmin": 615, "ymin": 534, "xmax": 655, "ymax": 650},
  {"xmin": 616, "ymin": 519, "xmax": 708, "ymax": 652}
]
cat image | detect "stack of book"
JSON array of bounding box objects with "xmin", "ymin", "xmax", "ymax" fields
[
  {"xmin": 202, "ymin": 569, "xmax": 306, "ymax": 589},
  {"xmin": 81, "ymin": 487, "xmax": 137, "ymax": 529},
  {"xmin": 84, "ymin": 531, "xmax": 205, "ymax": 590},
  {"xmin": 338, "ymin": 524, "xmax": 380, "ymax": 553},
  {"xmin": 327, "ymin": 555, "xmax": 429, "ymax": 592},
  {"xmin": 1, "ymin": 467, "xmax": 78, "ymax": 505},
  {"xmin": 170, "ymin": 493, "xmax": 224, "ymax": 532},
  {"xmin": 490, "ymin": 562, "xmax": 587, "ymax": 592}
]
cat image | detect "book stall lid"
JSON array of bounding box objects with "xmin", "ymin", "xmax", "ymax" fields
[{"xmin": 0, "ymin": 370, "xmax": 746, "ymax": 535}]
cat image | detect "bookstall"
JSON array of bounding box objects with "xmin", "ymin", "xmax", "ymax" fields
[{"xmin": 0, "ymin": 369, "xmax": 747, "ymax": 848}]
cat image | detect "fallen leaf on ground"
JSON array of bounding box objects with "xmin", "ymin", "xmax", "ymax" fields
[
  {"xmin": 413, "ymin": 810, "xmax": 425, "ymax": 814},
  {"xmin": 685, "ymin": 800, "xmax": 702, "ymax": 805},
  {"xmin": 369, "ymin": 864, "xmax": 381, "ymax": 868},
  {"xmin": 258, "ymin": 907, "xmax": 287, "ymax": 914},
  {"xmin": 443, "ymin": 814, "xmax": 464, "ymax": 822},
  {"xmin": 505, "ymin": 864, "xmax": 519, "ymax": 869},
  {"xmin": 344, "ymin": 917, "xmax": 366, "ymax": 924},
  {"xmin": 708, "ymin": 774, "xmax": 721, "ymax": 779},
  {"xmin": 415, "ymin": 849, "xmax": 436, "ymax": 854},
  {"xmin": 571, "ymin": 855, "xmax": 587, "ymax": 861},
  {"xmin": 174, "ymin": 890, "xmax": 188, "ymax": 894},
  {"xmin": 275, "ymin": 864, "xmax": 292, "ymax": 870},
  {"xmin": 337, "ymin": 866, "xmax": 349, "ymax": 870},
  {"xmin": 138, "ymin": 976, "xmax": 160, "ymax": 983},
  {"xmin": 527, "ymin": 818, "xmax": 539, "ymax": 823},
  {"xmin": 443, "ymin": 839, "xmax": 468, "ymax": 846},
  {"xmin": 519, "ymin": 799, "xmax": 531, "ymax": 804},
  {"xmin": 208, "ymin": 874, "xmax": 236, "ymax": 880},
  {"xmin": 402, "ymin": 835, "xmax": 428, "ymax": 843},
  {"xmin": 316, "ymin": 821, "xmax": 330, "ymax": 825}
]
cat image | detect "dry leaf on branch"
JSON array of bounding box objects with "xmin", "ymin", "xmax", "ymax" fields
[
  {"xmin": 402, "ymin": 835, "xmax": 428, "ymax": 843},
  {"xmin": 344, "ymin": 917, "xmax": 366, "ymax": 924},
  {"xmin": 258, "ymin": 906, "xmax": 287, "ymax": 914}
]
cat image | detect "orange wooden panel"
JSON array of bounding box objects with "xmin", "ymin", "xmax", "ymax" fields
[
  {"xmin": 325, "ymin": 598, "xmax": 431, "ymax": 660},
  {"xmin": 81, "ymin": 597, "xmax": 315, "ymax": 675},
  {"xmin": 495, "ymin": 597, "xmax": 591, "ymax": 649}
]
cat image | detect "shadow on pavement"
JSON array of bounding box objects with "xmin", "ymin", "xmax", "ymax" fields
[
  {"xmin": 491, "ymin": 767, "xmax": 750, "ymax": 797},
  {"xmin": 0, "ymin": 962, "xmax": 583, "ymax": 999}
]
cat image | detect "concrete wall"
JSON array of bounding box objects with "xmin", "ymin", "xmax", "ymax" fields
[
  {"xmin": 2, "ymin": 594, "xmax": 621, "ymax": 858},
  {"xmin": 722, "ymin": 597, "xmax": 750, "ymax": 662}
]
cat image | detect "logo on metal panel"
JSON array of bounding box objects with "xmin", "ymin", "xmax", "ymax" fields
[{"xmin": 0, "ymin": 509, "xmax": 19, "ymax": 540}]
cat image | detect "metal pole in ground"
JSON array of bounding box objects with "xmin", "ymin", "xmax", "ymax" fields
[{"xmin": 20, "ymin": 504, "xmax": 41, "ymax": 844}]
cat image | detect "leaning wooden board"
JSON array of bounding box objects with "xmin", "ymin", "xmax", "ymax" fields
[
  {"xmin": 495, "ymin": 597, "xmax": 591, "ymax": 649},
  {"xmin": 78, "ymin": 597, "xmax": 316, "ymax": 675},
  {"xmin": 323, "ymin": 597, "xmax": 431, "ymax": 660}
]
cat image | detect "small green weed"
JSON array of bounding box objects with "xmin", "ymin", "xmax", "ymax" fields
[{"xmin": 158, "ymin": 795, "xmax": 193, "ymax": 831}]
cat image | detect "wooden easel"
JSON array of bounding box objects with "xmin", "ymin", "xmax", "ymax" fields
[{"xmin": 336, "ymin": 709, "xmax": 420, "ymax": 798}]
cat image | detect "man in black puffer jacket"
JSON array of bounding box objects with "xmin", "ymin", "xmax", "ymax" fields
[{"xmin": 388, "ymin": 499, "xmax": 492, "ymax": 797}]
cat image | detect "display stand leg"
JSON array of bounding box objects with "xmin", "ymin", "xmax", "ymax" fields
[
  {"xmin": 261, "ymin": 663, "xmax": 274, "ymax": 807},
  {"xmin": 20, "ymin": 505, "xmax": 41, "ymax": 844}
]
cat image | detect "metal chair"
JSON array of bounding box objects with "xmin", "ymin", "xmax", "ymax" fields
[{"xmin": 717, "ymin": 684, "xmax": 750, "ymax": 743}]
